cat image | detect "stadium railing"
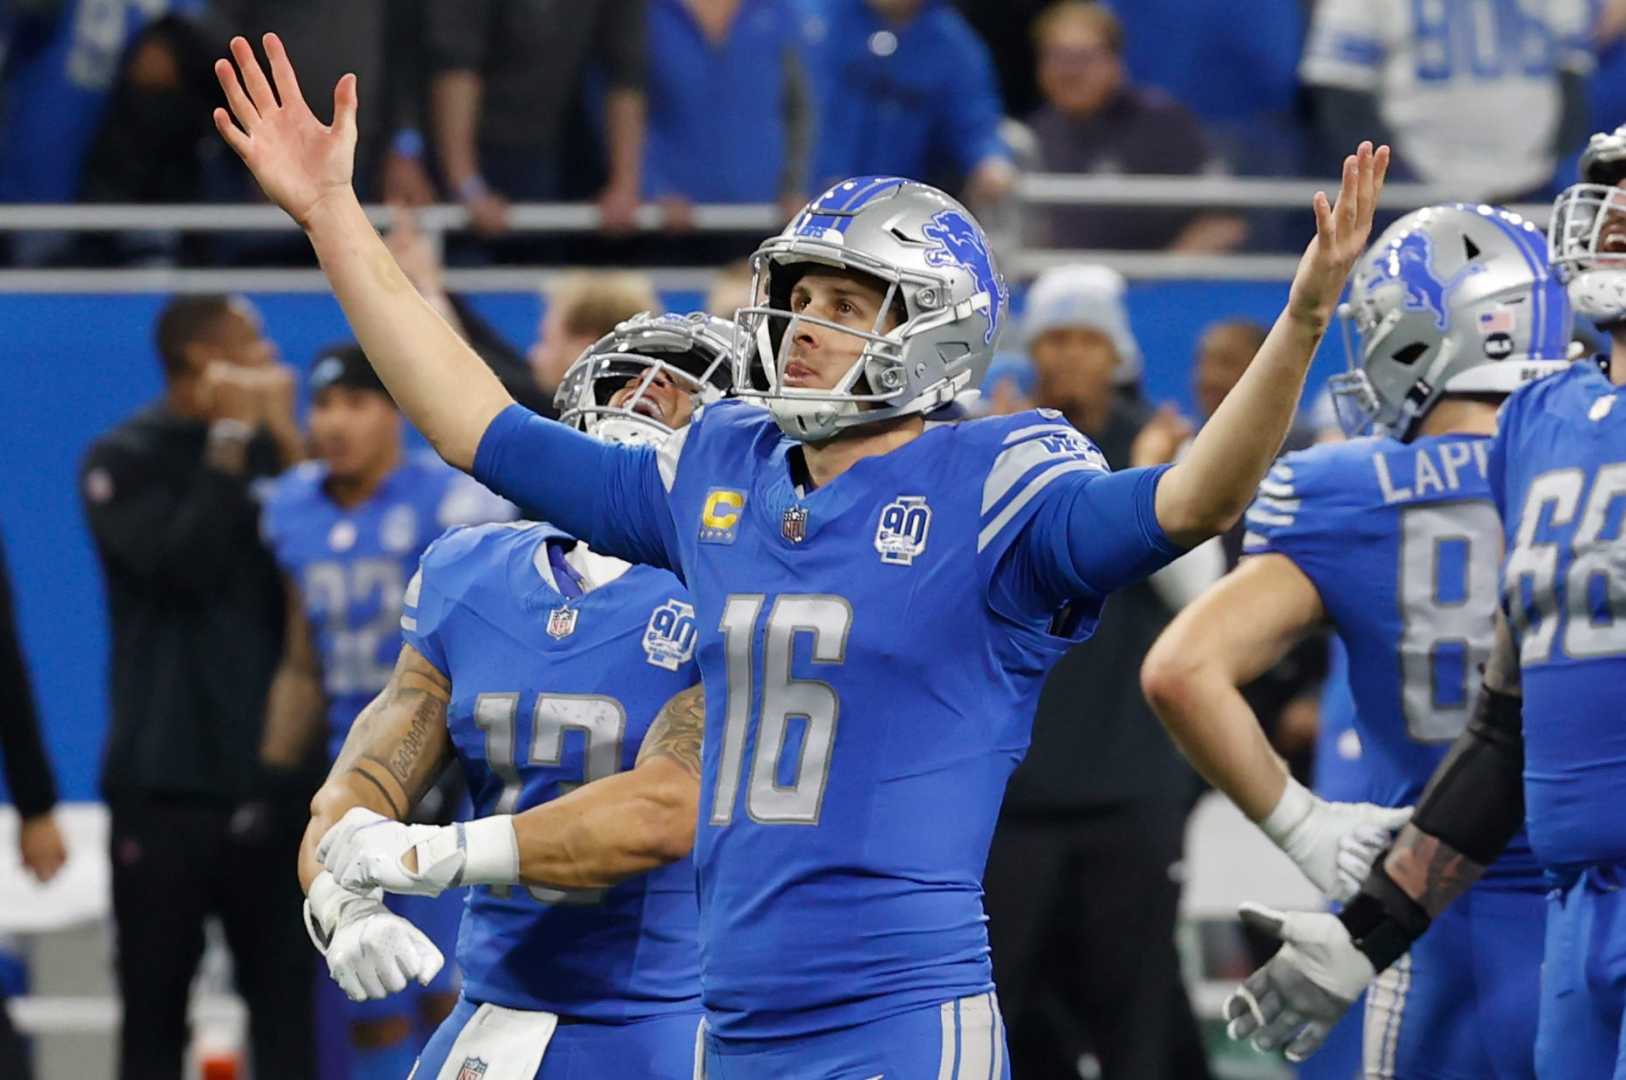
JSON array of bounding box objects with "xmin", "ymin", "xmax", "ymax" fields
[{"xmin": 0, "ymin": 174, "xmax": 1551, "ymax": 291}]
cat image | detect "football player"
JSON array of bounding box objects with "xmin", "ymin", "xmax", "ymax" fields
[
  {"xmin": 215, "ymin": 34, "xmax": 1387, "ymax": 1075},
  {"xmin": 1142, "ymin": 203, "xmax": 1574, "ymax": 1078},
  {"xmin": 260, "ymin": 345, "xmax": 511, "ymax": 1077},
  {"xmin": 1218, "ymin": 127, "xmax": 1626, "ymax": 1078},
  {"xmin": 304, "ymin": 314, "xmax": 730, "ymax": 1080}
]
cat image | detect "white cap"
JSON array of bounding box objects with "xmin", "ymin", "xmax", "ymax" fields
[{"xmin": 1021, "ymin": 265, "xmax": 1143, "ymax": 385}]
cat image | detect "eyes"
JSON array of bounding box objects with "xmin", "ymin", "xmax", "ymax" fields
[{"xmin": 790, "ymin": 291, "xmax": 865, "ymax": 320}]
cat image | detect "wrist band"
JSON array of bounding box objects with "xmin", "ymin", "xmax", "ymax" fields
[
  {"xmin": 457, "ymin": 175, "xmax": 490, "ymax": 202},
  {"xmin": 1338, "ymin": 864, "xmax": 1432, "ymax": 972},
  {"xmin": 391, "ymin": 128, "xmax": 425, "ymax": 159}
]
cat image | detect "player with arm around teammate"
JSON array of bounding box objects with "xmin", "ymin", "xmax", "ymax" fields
[
  {"xmin": 306, "ymin": 314, "xmax": 730, "ymax": 1080},
  {"xmin": 1217, "ymin": 127, "xmax": 1626, "ymax": 1078},
  {"xmin": 1142, "ymin": 203, "xmax": 1574, "ymax": 1078},
  {"xmin": 213, "ymin": 34, "xmax": 1388, "ymax": 1076}
]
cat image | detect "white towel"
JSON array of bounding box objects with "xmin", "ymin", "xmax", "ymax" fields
[{"xmin": 428, "ymin": 1003, "xmax": 559, "ymax": 1080}]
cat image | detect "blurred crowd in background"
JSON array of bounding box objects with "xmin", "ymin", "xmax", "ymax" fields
[
  {"xmin": 5, "ymin": 2, "xmax": 1626, "ymax": 1079},
  {"xmin": 6, "ymin": 0, "xmax": 1626, "ymax": 266}
]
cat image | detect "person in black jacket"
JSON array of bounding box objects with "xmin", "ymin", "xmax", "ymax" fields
[
  {"xmin": 81, "ymin": 295, "xmax": 315, "ymax": 1080},
  {"xmin": 0, "ymin": 529, "xmax": 67, "ymax": 1080},
  {"xmin": 982, "ymin": 282, "xmax": 1211, "ymax": 1080}
]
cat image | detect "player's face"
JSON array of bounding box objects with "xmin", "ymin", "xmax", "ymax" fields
[
  {"xmin": 1194, "ymin": 325, "xmax": 1257, "ymax": 419},
  {"xmin": 1037, "ymin": 18, "xmax": 1122, "ymax": 116},
  {"xmin": 1597, "ymin": 179, "xmax": 1626, "ymax": 257},
  {"xmin": 1028, "ymin": 326, "xmax": 1120, "ymax": 417},
  {"xmin": 608, "ymin": 368, "xmax": 696, "ymax": 430},
  {"xmin": 784, "ymin": 271, "xmax": 899, "ymax": 391},
  {"xmin": 309, "ymin": 387, "xmax": 401, "ymax": 481}
]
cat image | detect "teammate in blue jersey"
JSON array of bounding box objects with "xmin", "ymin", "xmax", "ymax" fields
[
  {"xmin": 215, "ymin": 35, "xmax": 1389, "ymax": 1076},
  {"xmin": 1143, "ymin": 203, "xmax": 1575, "ymax": 1078},
  {"xmin": 1218, "ymin": 128, "xmax": 1626, "ymax": 1078},
  {"xmin": 260, "ymin": 345, "xmax": 510, "ymax": 1077},
  {"xmin": 305, "ymin": 314, "xmax": 733, "ymax": 1080}
]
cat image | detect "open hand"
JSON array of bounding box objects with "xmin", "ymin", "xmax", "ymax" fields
[
  {"xmin": 1286, "ymin": 141, "xmax": 1390, "ymax": 334},
  {"xmin": 213, "ymin": 33, "xmax": 358, "ymax": 230}
]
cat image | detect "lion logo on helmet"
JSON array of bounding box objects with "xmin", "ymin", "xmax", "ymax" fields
[
  {"xmin": 922, "ymin": 209, "xmax": 1007, "ymax": 345},
  {"xmin": 1370, "ymin": 229, "xmax": 1483, "ymax": 330}
]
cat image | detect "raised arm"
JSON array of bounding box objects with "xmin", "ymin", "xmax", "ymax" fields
[
  {"xmin": 1142, "ymin": 554, "xmax": 1407, "ymax": 898},
  {"xmin": 318, "ymin": 684, "xmax": 705, "ymax": 896},
  {"xmin": 213, "ymin": 34, "xmax": 510, "ymax": 468},
  {"xmin": 1154, "ymin": 142, "xmax": 1389, "ymax": 547}
]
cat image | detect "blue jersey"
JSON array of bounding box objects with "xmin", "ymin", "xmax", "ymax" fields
[
  {"xmin": 261, "ymin": 454, "xmax": 510, "ymax": 758},
  {"xmin": 473, "ymin": 399, "xmax": 1181, "ymax": 1039},
  {"xmin": 1491, "ymin": 363, "xmax": 1626, "ymax": 871},
  {"xmin": 401, "ymin": 523, "xmax": 703, "ymax": 1021},
  {"xmin": 1243, "ymin": 433, "xmax": 1539, "ymax": 885}
]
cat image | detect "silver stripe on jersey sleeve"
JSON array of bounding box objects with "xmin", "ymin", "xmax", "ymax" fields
[
  {"xmin": 982, "ymin": 436, "xmax": 1107, "ymax": 515},
  {"xmin": 977, "ymin": 460, "xmax": 1103, "ymax": 553},
  {"xmin": 999, "ymin": 422, "xmax": 1078, "ymax": 446}
]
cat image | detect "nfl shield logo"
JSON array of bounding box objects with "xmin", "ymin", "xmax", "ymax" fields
[
  {"xmin": 546, "ymin": 605, "xmax": 578, "ymax": 640},
  {"xmin": 457, "ymin": 1057, "xmax": 488, "ymax": 1080},
  {"xmin": 781, "ymin": 505, "xmax": 808, "ymax": 543}
]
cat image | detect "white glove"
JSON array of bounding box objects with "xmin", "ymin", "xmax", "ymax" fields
[
  {"xmin": 1259, "ymin": 778, "xmax": 1412, "ymax": 902},
  {"xmin": 318, "ymin": 806, "xmax": 518, "ymax": 898},
  {"xmin": 1225, "ymin": 902, "xmax": 1376, "ymax": 1062},
  {"xmin": 303, "ymin": 871, "xmax": 444, "ymax": 1003}
]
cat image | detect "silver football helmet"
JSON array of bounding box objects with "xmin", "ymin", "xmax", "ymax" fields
[
  {"xmin": 554, "ymin": 311, "xmax": 734, "ymax": 447},
  {"xmin": 1550, "ymin": 124, "xmax": 1626, "ymax": 323},
  {"xmin": 734, "ymin": 175, "xmax": 1009, "ymax": 442},
  {"xmin": 1330, "ymin": 203, "xmax": 1572, "ymax": 439}
]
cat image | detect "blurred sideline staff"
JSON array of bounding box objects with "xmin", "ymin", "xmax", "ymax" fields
[
  {"xmin": 80, "ymin": 295, "xmax": 315, "ymax": 1080},
  {"xmin": 0, "ymin": 528, "xmax": 68, "ymax": 1080}
]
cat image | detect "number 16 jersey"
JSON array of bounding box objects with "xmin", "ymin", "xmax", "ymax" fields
[{"xmin": 477, "ymin": 399, "xmax": 1184, "ymax": 1041}]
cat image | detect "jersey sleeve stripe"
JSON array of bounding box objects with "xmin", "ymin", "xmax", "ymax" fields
[
  {"xmin": 1258, "ymin": 478, "xmax": 1297, "ymax": 499},
  {"xmin": 977, "ymin": 460, "xmax": 1101, "ymax": 553},
  {"xmin": 400, "ymin": 614, "xmax": 419, "ymax": 632},
  {"xmin": 1241, "ymin": 530, "xmax": 1270, "ymax": 551},
  {"xmin": 999, "ymin": 422, "xmax": 1077, "ymax": 446},
  {"xmin": 657, "ymin": 423, "xmax": 692, "ymax": 493},
  {"xmin": 1244, "ymin": 505, "xmax": 1296, "ymax": 528},
  {"xmin": 1254, "ymin": 495, "xmax": 1302, "ymax": 513},
  {"xmin": 982, "ymin": 435, "xmax": 1108, "ymax": 514}
]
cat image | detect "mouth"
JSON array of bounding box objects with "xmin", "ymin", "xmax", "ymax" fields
[
  {"xmin": 628, "ymin": 397, "xmax": 663, "ymax": 421},
  {"xmin": 783, "ymin": 361, "xmax": 818, "ymax": 387}
]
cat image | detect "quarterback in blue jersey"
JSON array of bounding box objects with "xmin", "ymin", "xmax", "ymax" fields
[
  {"xmin": 215, "ymin": 35, "xmax": 1389, "ymax": 1076},
  {"xmin": 260, "ymin": 345, "xmax": 510, "ymax": 1076},
  {"xmin": 1220, "ymin": 127, "xmax": 1626, "ymax": 1079},
  {"xmin": 1144, "ymin": 203, "xmax": 1575, "ymax": 1077},
  {"xmin": 304, "ymin": 314, "xmax": 733, "ymax": 1080}
]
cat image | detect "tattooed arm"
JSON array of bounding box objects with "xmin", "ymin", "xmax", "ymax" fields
[
  {"xmin": 299, "ymin": 643, "xmax": 453, "ymax": 892},
  {"xmin": 504, "ymin": 682, "xmax": 704, "ymax": 891}
]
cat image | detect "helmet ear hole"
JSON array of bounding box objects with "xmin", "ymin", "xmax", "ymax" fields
[
  {"xmin": 1462, "ymin": 235, "xmax": 1481, "ymax": 260},
  {"xmin": 1391, "ymin": 342, "xmax": 1430, "ymax": 367}
]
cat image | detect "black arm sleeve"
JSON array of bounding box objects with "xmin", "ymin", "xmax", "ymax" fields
[
  {"xmin": 81, "ymin": 439, "xmax": 265, "ymax": 595},
  {"xmin": 1338, "ymin": 685, "xmax": 1524, "ymax": 971},
  {"xmin": 1408, "ymin": 684, "xmax": 1525, "ymax": 865},
  {"xmin": 0, "ymin": 535, "xmax": 58, "ymax": 818}
]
